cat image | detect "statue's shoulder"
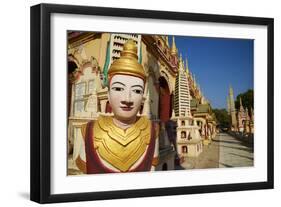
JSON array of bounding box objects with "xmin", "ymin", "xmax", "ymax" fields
[
  {"xmin": 139, "ymin": 115, "xmax": 150, "ymax": 123},
  {"xmin": 136, "ymin": 116, "xmax": 159, "ymax": 138},
  {"xmin": 80, "ymin": 116, "xmax": 112, "ymax": 140},
  {"xmin": 95, "ymin": 115, "xmax": 114, "ymax": 132}
]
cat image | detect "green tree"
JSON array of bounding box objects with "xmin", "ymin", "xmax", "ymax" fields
[
  {"xmin": 235, "ymin": 89, "xmax": 254, "ymax": 113},
  {"xmin": 213, "ymin": 108, "xmax": 230, "ymax": 129}
]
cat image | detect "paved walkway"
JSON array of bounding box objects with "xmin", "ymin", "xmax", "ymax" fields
[
  {"xmin": 217, "ymin": 132, "xmax": 254, "ymax": 167},
  {"xmin": 180, "ymin": 132, "xmax": 254, "ymax": 169}
]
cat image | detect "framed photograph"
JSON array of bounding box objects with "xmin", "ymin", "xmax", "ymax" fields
[{"xmin": 30, "ymin": 3, "xmax": 274, "ymax": 203}]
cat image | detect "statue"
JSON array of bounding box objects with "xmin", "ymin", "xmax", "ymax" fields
[{"xmin": 73, "ymin": 40, "xmax": 159, "ymax": 174}]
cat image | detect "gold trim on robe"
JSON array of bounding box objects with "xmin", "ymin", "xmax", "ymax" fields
[{"xmin": 93, "ymin": 116, "xmax": 151, "ymax": 172}]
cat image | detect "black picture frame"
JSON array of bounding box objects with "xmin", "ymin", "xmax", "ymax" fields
[{"xmin": 30, "ymin": 3, "xmax": 274, "ymax": 204}]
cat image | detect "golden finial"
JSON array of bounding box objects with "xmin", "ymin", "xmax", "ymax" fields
[
  {"xmin": 108, "ymin": 39, "xmax": 146, "ymax": 82},
  {"xmin": 171, "ymin": 36, "xmax": 177, "ymax": 55}
]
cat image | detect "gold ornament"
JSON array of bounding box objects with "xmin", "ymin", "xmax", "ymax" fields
[
  {"xmin": 93, "ymin": 116, "xmax": 151, "ymax": 172},
  {"xmin": 108, "ymin": 39, "xmax": 146, "ymax": 81}
]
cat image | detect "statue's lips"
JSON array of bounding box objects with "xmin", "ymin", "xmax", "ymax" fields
[{"xmin": 120, "ymin": 106, "xmax": 133, "ymax": 111}]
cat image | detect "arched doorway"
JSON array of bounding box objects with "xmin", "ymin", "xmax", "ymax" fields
[{"xmin": 158, "ymin": 77, "xmax": 172, "ymax": 122}]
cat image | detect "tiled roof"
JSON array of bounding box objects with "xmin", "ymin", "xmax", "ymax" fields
[
  {"xmin": 197, "ymin": 104, "xmax": 210, "ymax": 113},
  {"xmin": 190, "ymin": 98, "xmax": 199, "ymax": 108}
]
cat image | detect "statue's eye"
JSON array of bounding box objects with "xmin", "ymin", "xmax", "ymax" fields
[
  {"xmin": 112, "ymin": 87, "xmax": 124, "ymax": 91},
  {"xmin": 133, "ymin": 89, "xmax": 143, "ymax": 94}
]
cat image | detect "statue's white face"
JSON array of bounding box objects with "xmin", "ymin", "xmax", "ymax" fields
[{"xmin": 108, "ymin": 74, "xmax": 144, "ymax": 124}]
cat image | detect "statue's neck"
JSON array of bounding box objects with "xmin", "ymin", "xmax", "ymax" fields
[{"xmin": 112, "ymin": 117, "xmax": 137, "ymax": 130}]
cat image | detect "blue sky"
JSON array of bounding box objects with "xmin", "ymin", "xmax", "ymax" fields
[{"xmin": 169, "ymin": 36, "xmax": 254, "ymax": 109}]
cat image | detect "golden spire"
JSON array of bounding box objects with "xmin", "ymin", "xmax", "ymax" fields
[
  {"xmin": 239, "ymin": 97, "xmax": 244, "ymax": 111},
  {"xmin": 171, "ymin": 36, "xmax": 177, "ymax": 55},
  {"xmin": 108, "ymin": 39, "xmax": 146, "ymax": 81},
  {"xmin": 229, "ymin": 84, "xmax": 233, "ymax": 95},
  {"xmin": 193, "ymin": 74, "xmax": 197, "ymax": 87},
  {"xmin": 178, "ymin": 54, "xmax": 184, "ymax": 71},
  {"xmin": 165, "ymin": 36, "xmax": 169, "ymax": 47},
  {"xmin": 185, "ymin": 57, "xmax": 189, "ymax": 74}
]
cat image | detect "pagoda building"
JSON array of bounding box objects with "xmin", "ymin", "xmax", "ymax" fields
[
  {"xmin": 237, "ymin": 98, "xmax": 254, "ymax": 134},
  {"xmin": 226, "ymin": 87, "xmax": 254, "ymax": 135},
  {"xmin": 172, "ymin": 55, "xmax": 203, "ymax": 159}
]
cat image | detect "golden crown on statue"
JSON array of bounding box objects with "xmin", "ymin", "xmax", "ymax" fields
[{"xmin": 108, "ymin": 39, "xmax": 146, "ymax": 81}]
